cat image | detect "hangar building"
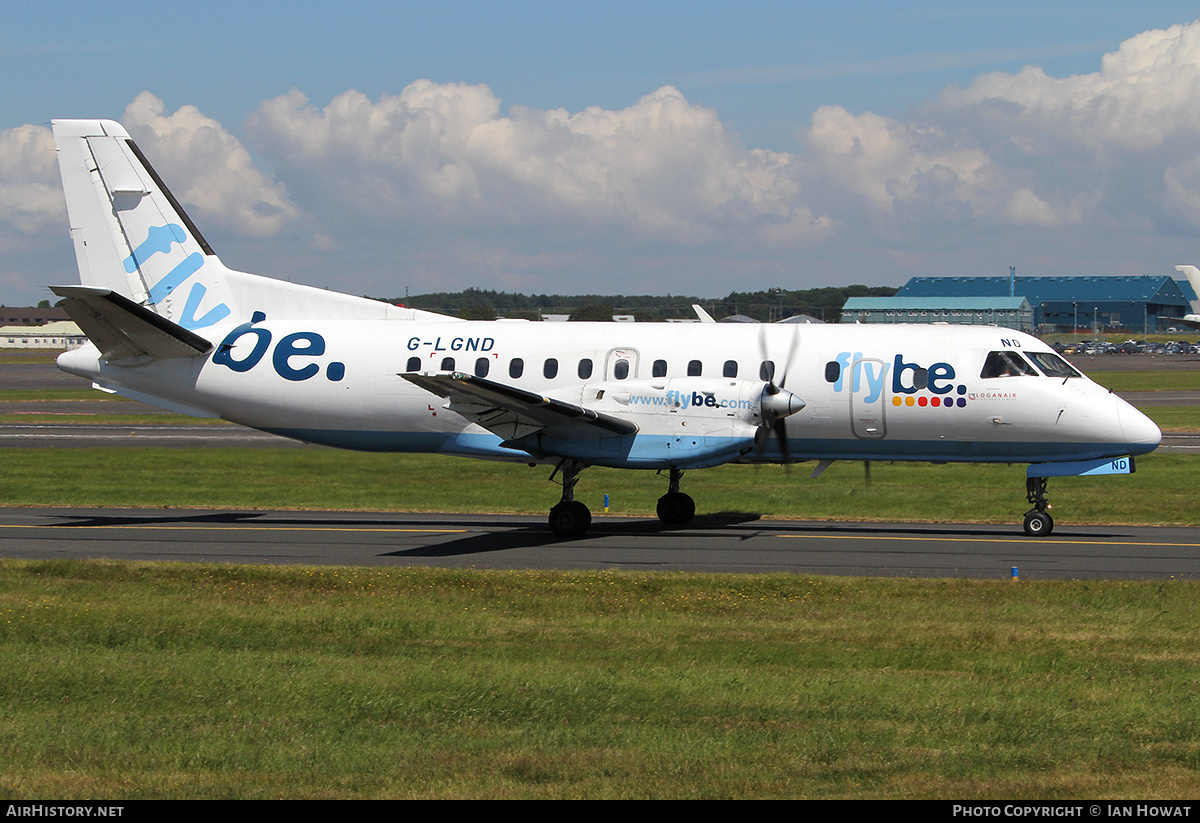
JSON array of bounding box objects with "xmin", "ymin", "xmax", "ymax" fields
[
  {"xmin": 894, "ymin": 275, "xmax": 1192, "ymax": 333},
  {"xmin": 841, "ymin": 296, "xmax": 1033, "ymax": 332}
]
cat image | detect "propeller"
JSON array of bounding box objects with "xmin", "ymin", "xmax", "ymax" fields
[{"xmin": 755, "ymin": 324, "xmax": 805, "ymax": 462}]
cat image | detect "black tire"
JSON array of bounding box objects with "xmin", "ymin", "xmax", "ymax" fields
[
  {"xmin": 1023, "ymin": 510, "xmax": 1053, "ymax": 537},
  {"xmin": 656, "ymin": 492, "xmax": 696, "ymax": 526},
  {"xmin": 549, "ymin": 501, "xmax": 591, "ymax": 538}
]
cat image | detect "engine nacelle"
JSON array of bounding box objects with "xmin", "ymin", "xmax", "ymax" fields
[{"xmin": 527, "ymin": 377, "xmax": 806, "ymax": 468}]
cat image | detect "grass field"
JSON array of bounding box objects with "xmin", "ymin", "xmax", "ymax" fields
[
  {"xmin": 3, "ymin": 560, "xmax": 1200, "ymax": 799},
  {"xmin": 0, "ymin": 449, "xmax": 1194, "ymax": 526},
  {"xmin": 1088, "ymin": 370, "xmax": 1200, "ymax": 392},
  {"xmin": 1, "ymin": 360, "xmax": 1197, "ymax": 798}
]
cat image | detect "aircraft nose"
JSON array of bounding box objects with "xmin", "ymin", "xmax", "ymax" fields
[{"xmin": 1118, "ymin": 401, "xmax": 1161, "ymax": 454}]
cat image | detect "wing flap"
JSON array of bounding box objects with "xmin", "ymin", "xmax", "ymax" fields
[
  {"xmin": 50, "ymin": 284, "xmax": 213, "ymax": 362},
  {"xmin": 401, "ymin": 371, "xmax": 637, "ymax": 441}
]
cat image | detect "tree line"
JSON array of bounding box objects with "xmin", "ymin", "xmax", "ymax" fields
[{"xmin": 375, "ymin": 284, "xmax": 897, "ymax": 322}]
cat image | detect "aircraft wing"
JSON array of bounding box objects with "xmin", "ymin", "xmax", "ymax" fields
[
  {"xmin": 402, "ymin": 371, "xmax": 638, "ymax": 443},
  {"xmin": 50, "ymin": 285, "xmax": 213, "ymax": 361}
]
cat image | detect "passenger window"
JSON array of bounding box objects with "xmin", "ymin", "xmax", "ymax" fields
[
  {"xmin": 981, "ymin": 351, "xmax": 1037, "ymax": 379},
  {"xmin": 614, "ymin": 360, "xmax": 630, "ymax": 380},
  {"xmin": 406, "ymin": 356, "xmax": 421, "ymax": 372},
  {"xmin": 723, "ymin": 360, "xmax": 738, "ymax": 378},
  {"xmin": 440, "ymin": 357, "xmax": 455, "ymax": 371},
  {"xmin": 824, "ymin": 361, "xmax": 840, "ymax": 383},
  {"xmin": 544, "ymin": 358, "xmax": 559, "ymax": 379},
  {"xmin": 578, "ymin": 359, "xmax": 593, "ymax": 379},
  {"xmin": 652, "ymin": 359, "xmax": 667, "ymax": 378},
  {"xmin": 759, "ymin": 361, "xmax": 776, "ymax": 382},
  {"xmin": 475, "ymin": 357, "xmax": 490, "ymax": 378},
  {"xmin": 687, "ymin": 360, "xmax": 702, "ymax": 377},
  {"xmin": 509, "ymin": 358, "xmax": 524, "ymax": 379}
]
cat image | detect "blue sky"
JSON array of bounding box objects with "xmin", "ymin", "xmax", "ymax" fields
[
  {"xmin": 4, "ymin": 2, "xmax": 1200, "ymax": 305},
  {"xmin": 8, "ymin": 2, "xmax": 1190, "ymax": 148}
]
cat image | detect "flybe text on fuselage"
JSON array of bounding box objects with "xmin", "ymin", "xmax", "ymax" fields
[
  {"xmin": 831, "ymin": 351, "xmax": 969, "ymax": 406},
  {"xmin": 213, "ymin": 314, "xmax": 346, "ymax": 383}
]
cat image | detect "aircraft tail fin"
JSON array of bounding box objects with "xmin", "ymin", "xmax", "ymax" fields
[
  {"xmin": 51, "ymin": 119, "xmax": 236, "ymax": 330},
  {"xmin": 1176, "ymin": 265, "xmax": 1200, "ymax": 315},
  {"xmin": 51, "ymin": 119, "xmax": 426, "ymax": 333}
]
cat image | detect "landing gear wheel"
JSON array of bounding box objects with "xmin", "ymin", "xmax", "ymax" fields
[
  {"xmin": 656, "ymin": 492, "xmax": 695, "ymax": 526},
  {"xmin": 1023, "ymin": 510, "xmax": 1054, "ymax": 537},
  {"xmin": 549, "ymin": 500, "xmax": 591, "ymax": 538}
]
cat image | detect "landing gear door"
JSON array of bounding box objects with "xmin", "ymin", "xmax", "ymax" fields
[{"xmin": 850, "ymin": 357, "xmax": 888, "ymax": 439}]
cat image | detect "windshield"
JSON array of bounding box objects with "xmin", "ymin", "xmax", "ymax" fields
[
  {"xmin": 1025, "ymin": 351, "xmax": 1082, "ymax": 379},
  {"xmin": 980, "ymin": 350, "xmax": 1037, "ymax": 379}
]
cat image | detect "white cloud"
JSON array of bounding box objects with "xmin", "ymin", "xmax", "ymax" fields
[
  {"xmin": 246, "ymin": 82, "xmax": 833, "ymax": 248},
  {"xmin": 10, "ymin": 22, "xmax": 1200, "ymax": 304},
  {"xmin": 801, "ymin": 21, "xmax": 1200, "ymax": 236},
  {"xmin": 122, "ymin": 92, "xmax": 298, "ymax": 238},
  {"xmin": 1004, "ymin": 188, "xmax": 1060, "ymax": 227},
  {"xmin": 0, "ymin": 124, "xmax": 64, "ymax": 237},
  {"xmin": 940, "ymin": 23, "xmax": 1200, "ymax": 152},
  {"xmin": 806, "ymin": 105, "xmax": 993, "ymax": 215}
]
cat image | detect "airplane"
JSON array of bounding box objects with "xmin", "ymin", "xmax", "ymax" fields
[
  {"xmin": 47, "ymin": 119, "xmax": 1161, "ymax": 538},
  {"xmin": 1173, "ymin": 265, "xmax": 1200, "ymax": 331}
]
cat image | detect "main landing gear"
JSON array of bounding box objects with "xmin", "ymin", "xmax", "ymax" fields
[
  {"xmin": 545, "ymin": 463, "xmax": 697, "ymax": 538},
  {"xmin": 656, "ymin": 468, "xmax": 695, "ymax": 527},
  {"xmin": 548, "ymin": 459, "xmax": 591, "ymax": 539},
  {"xmin": 1022, "ymin": 476, "xmax": 1053, "ymax": 537}
]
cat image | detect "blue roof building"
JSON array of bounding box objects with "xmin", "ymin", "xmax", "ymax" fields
[
  {"xmin": 896, "ymin": 276, "xmax": 1191, "ymax": 332},
  {"xmin": 841, "ymin": 296, "xmax": 1033, "ymax": 332}
]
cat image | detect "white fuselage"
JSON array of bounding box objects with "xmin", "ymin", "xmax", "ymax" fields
[{"xmin": 57, "ymin": 318, "xmax": 1161, "ymax": 470}]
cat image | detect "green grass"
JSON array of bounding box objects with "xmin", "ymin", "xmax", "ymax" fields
[
  {"xmin": 2, "ymin": 560, "xmax": 1199, "ymax": 799},
  {"xmin": 1089, "ymin": 371, "xmax": 1200, "ymax": 393},
  {"xmin": 0, "ymin": 389, "xmax": 129, "ymax": 402},
  {"xmin": 0, "ymin": 414, "xmax": 228, "ymax": 424},
  {"xmin": 0, "ymin": 449, "xmax": 1194, "ymax": 526},
  {"xmin": 1142, "ymin": 406, "xmax": 1200, "ymax": 431}
]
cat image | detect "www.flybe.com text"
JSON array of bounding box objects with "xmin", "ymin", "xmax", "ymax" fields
[{"xmin": 628, "ymin": 390, "xmax": 753, "ymax": 410}]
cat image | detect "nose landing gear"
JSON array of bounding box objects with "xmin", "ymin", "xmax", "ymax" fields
[{"xmin": 1023, "ymin": 476, "xmax": 1053, "ymax": 536}]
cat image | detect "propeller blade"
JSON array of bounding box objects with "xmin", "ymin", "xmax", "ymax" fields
[
  {"xmin": 755, "ymin": 323, "xmax": 804, "ymax": 465},
  {"xmin": 778, "ymin": 325, "xmax": 802, "ymax": 390}
]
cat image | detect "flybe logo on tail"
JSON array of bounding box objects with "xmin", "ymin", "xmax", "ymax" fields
[
  {"xmin": 123, "ymin": 224, "xmax": 230, "ymax": 331},
  {"xmin": 124, "ymin": 224, "xmax": 187, "ymax": 273}
]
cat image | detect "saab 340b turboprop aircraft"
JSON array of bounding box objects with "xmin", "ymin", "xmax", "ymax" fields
[{"xmin": 48, "ymin": 119, "xmax": 1161, "ymax": 538}]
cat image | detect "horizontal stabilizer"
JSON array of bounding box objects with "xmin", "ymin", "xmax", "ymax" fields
[
  {"xmin": 402, "ymin": 371, "xmax": 638, "ymax": 443},
  {"xmin": 50, "ymin": 285, "xmax": 212, "ymax": 362}
]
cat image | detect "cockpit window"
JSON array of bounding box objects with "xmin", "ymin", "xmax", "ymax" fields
[
  {"xmin": 1025, "ymin": 351, "xmax": 1081, "ymax": 379},
  {"xmin": 980, "ymin": 351, "xmax": 1037, "ymax": 379}
]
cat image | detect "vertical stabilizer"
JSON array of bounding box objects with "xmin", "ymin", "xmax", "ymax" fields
[
  {"xmin": 52, "ymin": 119, "xmax": 426, "ymax": 330},
  {"xmin": 1176, "ymin": 265, "xmax": 1200, "ymax": 315},
  {"xmin": 52, "ymin": 119, "xmax": 233, "ymax": 331}
]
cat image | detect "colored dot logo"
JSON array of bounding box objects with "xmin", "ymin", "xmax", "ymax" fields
[{"xmin": 893, "ymin": 395, "xmax": 967, "ymax": 408}]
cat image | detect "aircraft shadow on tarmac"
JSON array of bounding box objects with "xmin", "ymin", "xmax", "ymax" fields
[
  {"xmin": 380, "ymin": 515, "xmax": 1130, "ymax": 558},
  {"xmin": 46, "ymin": 509, "xmax": 1129, "ymax": 560}
]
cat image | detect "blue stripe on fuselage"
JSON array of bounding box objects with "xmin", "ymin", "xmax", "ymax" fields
[{"xmin": 256, "ymin": 427, "xmax": 1152, "ymax": 467}]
